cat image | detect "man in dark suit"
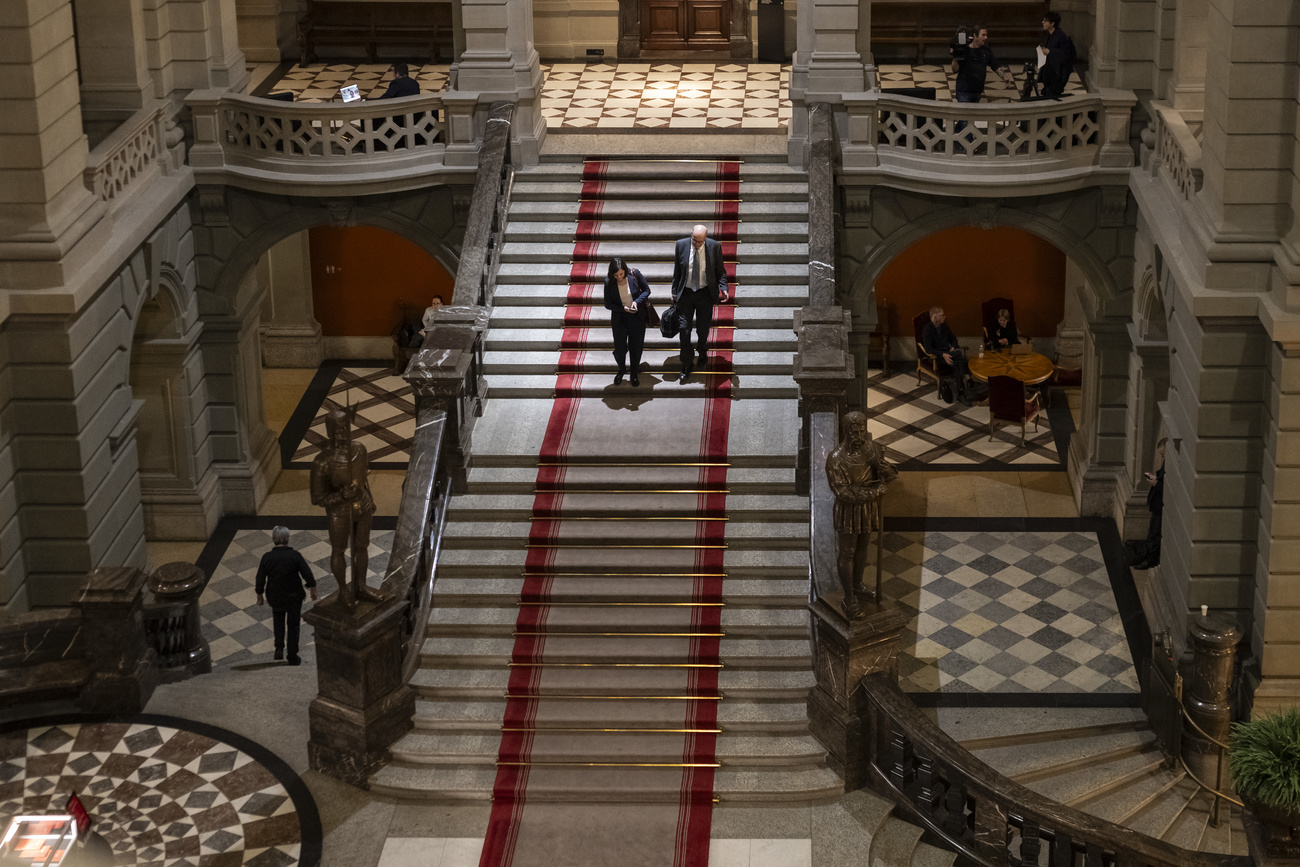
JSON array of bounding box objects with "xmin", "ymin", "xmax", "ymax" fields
[
  {"xmin": 670, "ymin": 224, "xmax": 729, "ymax": 382},
  {"xmin": 922, "ymin": 306, "xmax": 975, "ymax": 406},
  {"xmin": 378, "ymin": 63, "xmax": 420, "ymax": 99},
  {"xmin": 255, "ymin": 525, "xmax": 318, "ymax": 665}
]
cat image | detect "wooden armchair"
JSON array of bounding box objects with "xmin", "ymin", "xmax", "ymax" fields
[
  {"xmin": 988, "ymin": 375, "xmax": 1043, "ymax": 445},
  {"xmin": 913, "ymin": 311, "xmax": 949, "ymax": 396}
]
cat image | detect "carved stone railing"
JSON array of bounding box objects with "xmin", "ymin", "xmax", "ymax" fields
[
  {"xmin": 83, "ymin": 100, "xmax": 168, "ymax": 209},
  {"xmin": 378, "ymin": 405, "xmax": 450, "ymax": 683},
  {"xmin": 1152, "ymin": 103, "xmax": 1203, "ymax": 201},
  {"xmin": 186, "ymin": 89, "xmax": 481, "ymax": 188},
  {"xmin": 451, "ymin": 102, "xmax": 515, "ymax": 309},
  {"xmin": 141, "ymin": 562, "xmax": 211, "ymax": 682},
  {"xmin": 858, "ymin": 672, "xmax": 1251, "ymax": 867},
  {"xmin": 839, "ymin": 90, "xmax": 1137, "ymax": 183}
]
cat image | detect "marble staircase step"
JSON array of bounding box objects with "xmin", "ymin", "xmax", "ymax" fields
[
  {"xmin": 419, "ymin": 635, "xmax": 812, "ymax": 669},
  {"xmin": 447, "ymin": 492, "xmax": 809, "ymax": 521},
  {"xmin": 429, "ymin": 576, "xmax": 808, "ymax": 609},
  {"xmin": 484, "ymin": 327, "xmax": 797, "ymax": 352},
  {"xmin": 970, "ymin": 728, "xmax": 1159, "ymax": 783},
  {"xmin": 409, "ymin": 666, "xmax": 815, "ymax": 701},
  {"xmin": 493, "ymin": 284, "xmax": 809, "ymax": 306},
  {"xmin": 506, "ymin": 199, "xmax": 809, "ymax": 222},
  {"xmin": 440, "ymin": 518, "xmax": 808, "ymax": 548},
  {"xmin": 424, "ymin": 605, "xmax": 808, "ymax": 637},
  {"xmin": 510, "ymin": 181, "xmax": 808, "ymax": 202},
  {"xmin": 498, "ymin": 241, "xmax": 809, "ymax": 264},
  {"xmin": 1079, "ymin": 767, "xmax": 1187, "ymax": 825},
  {"xmin": 484, "ymin": 347, "xmax": 796, "ymax": 374},
  {"xmin": 463, "ymin": 465, "xmax": 797, "ymax": 494},
  {"xmin": 438, "ymin": 546, "xmax": 808, "ymax": 577},
  {"xmin": 497, "ymin": 261, "xmax": 809, "ymax": 284},
  {"xmin": 483, "ymin": 372, "xmax": 797, "ymax": 399},
  {"xmin": 488, "ymin": 305, "xmax": 796, "ymax": 329},
  {"xmin": 517, "ymin": 161, "xmax": 808, "ymax": 182},
  {"xmin": 1025, "ymin": 747, "xmax": 1167, "ymax": 808},
  {"xmin": 503, "ymin": 220, "xmax": 810, "ymax": 243},
  {"xmin": 368, "ymin": 764, "xmax": 497, "ymax": 801}
]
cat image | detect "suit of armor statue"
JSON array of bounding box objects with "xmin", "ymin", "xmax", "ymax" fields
[
  {"xmin": 825, "ymin": 411, "xmax": 898, "ymax": 617},
  {"xmin": 311, "ymin": 409, "xmax": 385, "ymax": 609}
]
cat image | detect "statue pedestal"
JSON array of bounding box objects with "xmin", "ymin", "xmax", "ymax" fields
[
  {"xmin": 808, "ymin": 600, "xmax": 909, "ymax": 790},
  {"xmin": 303, "ymin": 594, "xmax": 414, "ymax": 788}
]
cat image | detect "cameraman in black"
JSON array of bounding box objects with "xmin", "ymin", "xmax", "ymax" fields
[{"xmin": 951, "ymin": 26, "xmax": 1015, "ymax": 121}]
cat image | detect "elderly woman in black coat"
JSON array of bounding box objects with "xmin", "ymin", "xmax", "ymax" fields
[{"xmin": 603, "ymin": 257, "xmax": 652, "ymax": 386}]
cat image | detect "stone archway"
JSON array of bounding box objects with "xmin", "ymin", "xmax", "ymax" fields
[
  {"xmin": 190, "ymin": 183, "xmax": 470, "ymax": 514},
  {"xmin": 835, "ymin": 184, "xmax": 1137, "ymax": 515}
]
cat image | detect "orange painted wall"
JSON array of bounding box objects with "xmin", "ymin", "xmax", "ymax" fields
[
  {"xmin": 874, "ymin": 226, "xmax": 1067, "ymax": 341},
  {"xmin": 309, "ymin": 226, "xmax": 455, "ymax": 336}
]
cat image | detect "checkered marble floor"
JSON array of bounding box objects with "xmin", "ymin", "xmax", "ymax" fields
[
  {"xmin": 539, "ymin": 62, "xmax": 790, "ymax": 130},
  {"xmin": 867, "ymin": 371, "xmax": 1064, "ymax": 469},
  {"xmin": 263, "ymin": 62, "xmax": 449, "ymax": 102},
  {"xmin": 0, "ymin": 719, "xmax": 311, "ymax": 866},
  {"xmin": 200, "ymin": 526, "xmax": 394, "ymax": 666},
  {"xmin": 288, "ymin": 367, "xmax": 414, "ymax": 469},
  {"xmin": 883, "ymin": 527, "xmax": 1138, "ymax": 697},
  {"xmin": 877, "ymin": 63, "xmax": 1087, "ymax": 103}
]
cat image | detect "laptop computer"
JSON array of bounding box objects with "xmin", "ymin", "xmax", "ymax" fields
[{"xmin": 339, "ymin": 84, "xmax": 362, "ymax": 103}]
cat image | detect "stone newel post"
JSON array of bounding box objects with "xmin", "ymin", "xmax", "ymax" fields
[
  {"xmin": 1182, "ymin": 612, "xmax": 1240, "ymax": 797},
  {"xmin": 303, "ymin": 595, "xmax": 415, "ymax": 788},
  {"xmin": 73, "ymin": 567, "xmax": 159, "ymax": 714}
]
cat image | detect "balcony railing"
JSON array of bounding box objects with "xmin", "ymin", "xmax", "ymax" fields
[
  {"xmin": 839, "ymin": 90, "xmax": 1136, "ymax": 184},
  {"xmin": 1152, "ymin": 104, "xmax": 1203, "ymax": 201},
  {"xmin": 187, "ymin": 89, "xmax": 481, "ymax": 188},
  {"xmin": 83, "ymin": 100, "xmax": 168, "ymax": 209}
]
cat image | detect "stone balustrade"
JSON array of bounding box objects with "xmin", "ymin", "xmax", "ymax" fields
[
  {"xmin": 838, "ymin": 90, "xmax": 1137, "ymax": 185},
  {"xmin": 1153, "ymin": 103, "xmax": 1204, "ymax": 202},
  {"xmin": 186, "ymin": 89, "xmax": 483, "ymax": 190},
  {"xmin": 83, "ymin": 100, "xmax": 168, "ymax": 209}
]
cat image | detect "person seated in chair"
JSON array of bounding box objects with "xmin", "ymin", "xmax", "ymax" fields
[
  {"xmin": 922, "ymin": 306, "xmax": 978, "ymax": 406},
  {"xmin": 990, "ymin": 307, "xmax": 1020, "ymax": 348}
]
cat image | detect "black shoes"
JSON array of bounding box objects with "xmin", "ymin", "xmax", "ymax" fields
[
  {"xmin": 630, "ymin": 375, "xmax": 640, "ymax": 386},
  {"xmin": 614, "ymin": 372, "xmax": 625, "ymax": 385},
  {"xmin": 274, "ymin": 649, "xmax": 284, "ymax": 661},
  {"xmin": 680, "ymin": 365, "xmax": 692, "ymax": 382},
  {"xmin": 697, "ymin": 351, "xmax": 708, "ymax": 366},
  {"xmin": 288, "ymin": 656, "xmax": 302, "ymax": 666}
]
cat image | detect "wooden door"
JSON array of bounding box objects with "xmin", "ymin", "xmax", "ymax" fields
[{"xmin": 640, "ymin": 0, "xmax": 730, "ymax": 52}]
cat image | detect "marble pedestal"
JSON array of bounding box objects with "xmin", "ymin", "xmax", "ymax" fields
[
  {"xmin": 304, "ymin": 594, "xmax": 415, "ymax": 788},
  {"xmin": 74, "ymin": 567, "xmax": 159, "ymax": 714},
  {"xmin": 808, "ymin": 600, "xmax": 909, "ymax": 790}
]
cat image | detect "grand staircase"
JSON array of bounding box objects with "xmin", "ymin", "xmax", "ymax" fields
[
  {"xmin": 938, "ymin": 707, "xmax": 1248, "ymax": 856},
  {"xmin": 371, "ymin": 154, "xmax": 845, "ymax": 807}
]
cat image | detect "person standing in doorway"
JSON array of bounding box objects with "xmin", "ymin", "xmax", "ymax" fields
[
  {"xmin": 670, "ymin": 224, "xmax": 729, "ymax": 382},
  {"xmin": 255, "ymin": 526, "xmax": 318, "ymax": 665},
  {"xmin": 1132, "ymin": 438, "xmax": 1166, "ymax": 570}
]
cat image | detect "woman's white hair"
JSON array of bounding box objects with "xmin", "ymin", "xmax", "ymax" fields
[{"xmin": 272, "ymin": 526, "xmax": 290, "ymax": 546}]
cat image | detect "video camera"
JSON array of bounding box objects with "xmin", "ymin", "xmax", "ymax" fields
[{"xmin": 950, "ymin": 25, "xmax": 971, "ymax": 60}]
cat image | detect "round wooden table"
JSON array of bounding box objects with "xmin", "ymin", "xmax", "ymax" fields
[{"xmin": 968, "ymin": 350, "xmax": 1055, "ymax": 385}]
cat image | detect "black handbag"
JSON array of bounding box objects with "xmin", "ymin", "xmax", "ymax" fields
[{"xmin": 659, "ymin": 304, "xmax": 679, "ymax": 339}]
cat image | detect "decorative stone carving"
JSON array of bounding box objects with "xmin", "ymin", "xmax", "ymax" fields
[
  {"xmin": 197, "ymin": 185, "xmax": 229, "ymax": 227},
  {"xmin": 324, "ymin": 199, "xmax": 356, "ymax": 228},
  {"xmin": 970, "ymin": 200, "xmax": 1002, "ymax": 230},
  {"xmin": 1099, "ymin": 186, "xmax": 1129, "ymax": 227},
  {"xmin": 826, "ymin": 411, "xmax": 897, "ymax": 618},
  {"xmin": 843, "ymin": 188, "xmax": 873, "ymax": 228}
]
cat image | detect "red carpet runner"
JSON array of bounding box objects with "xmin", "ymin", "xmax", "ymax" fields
[{"xmin": 480, "ymin": 158, "xmax": 739, "ymax": 867}]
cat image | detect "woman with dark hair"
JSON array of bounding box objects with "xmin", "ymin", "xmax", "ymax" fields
[{"xmin": 603, "ymin": 257, "xmax": 652, "ymax": 386}]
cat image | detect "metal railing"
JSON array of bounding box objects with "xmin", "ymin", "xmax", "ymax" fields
[{"xmin": 859, "ymin": 672, "xmax": 1251, "ymax": 867}]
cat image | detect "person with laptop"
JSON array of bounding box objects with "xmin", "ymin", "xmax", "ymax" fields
[{"xmin": 378, "ymin": 63, "xmax": 420, "ymax": 99}]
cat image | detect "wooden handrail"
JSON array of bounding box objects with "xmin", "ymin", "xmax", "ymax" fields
[{"xmin": 859, "ymin": 672, "xmax": 1251, "ymax": 867}]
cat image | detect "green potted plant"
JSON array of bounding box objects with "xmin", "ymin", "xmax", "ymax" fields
[{"xmin": 1230, "ymin": 708, "xmax": 1300, "ymax": 857}]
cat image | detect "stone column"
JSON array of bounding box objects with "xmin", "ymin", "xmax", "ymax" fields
[
  {"xmin": 787, "ymin": 0, "xmax": 868, "ymax": 166},
  {"xmin": 1068, "ymin": 323, "xmax": 1132, "ymax": 517},
  {"xmin": 1250, "ymin": 343, "xmax": 1300, "ymax": 715},
  {"xmin": 0, "ymin": 0, "xmax": 110, "ymax": 289},
  {"xmin": 203, "ymin": 0, "xmax": 251, "ymax": 91},
  {"xmin": 303, "ymin": 595, "xmax": 415, "ymax": 788},
  {"xmin": 234, "ymin": 0, "xmax": 284, "ymax": 63},
  {"xmin": 1197, "ymin": 0, "xmax": 1296, "ymax": 248},
  {"xmin": 260, "ymin": 232, "xmax": 323, "ymax": 368},
  {"xmin": 453, "ymin": 0, "xmax": 546, "ymax": 164},
  {"xmin": 1113, "ymin": 0, "xmax": 1159, "ymax": 94},
  {"xmin": 73, "ymin": 567, "xmax": 159, "ymax": 714},
  {"xmin": 1182, "ymin": 612, "xmax": 1240, "ymax": 795},
  {"xmin": 1088, "ymin": 0, "xmax": 1118, "ymax": 88},
  {"xmin": 1167, "ymin": 0, "xmax": 1206, "ymax": 114},
  {"xmin": 72, "ymin": 0, "xmax": 153, "ymax": 126}
]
